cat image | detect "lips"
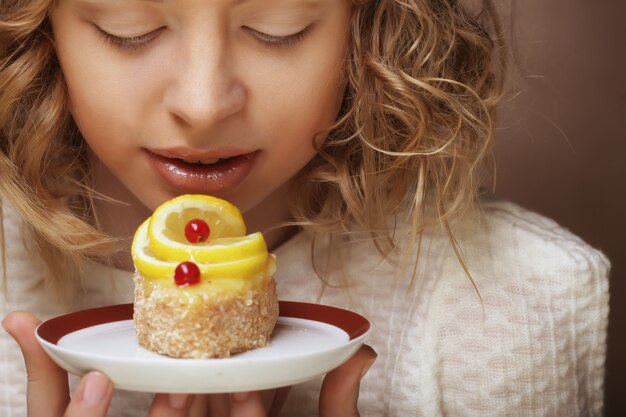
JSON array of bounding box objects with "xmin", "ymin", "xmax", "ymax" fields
[{"xmin": 145, "ymin": 148, "xmax": 258, "ymax": 195}]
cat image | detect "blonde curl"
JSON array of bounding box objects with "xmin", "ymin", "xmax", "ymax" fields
[
  {"xmin": 290, "ymin": 0, "xmax": 506, "ymax": 285},
  {"xmin": 1, "ymin": 0, "xmax": 116, "ymax": 300}
]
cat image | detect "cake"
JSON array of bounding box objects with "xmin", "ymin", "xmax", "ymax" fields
[{"xmin": 131, "ymin": 194, "xmax": 278, "ymax": 358}]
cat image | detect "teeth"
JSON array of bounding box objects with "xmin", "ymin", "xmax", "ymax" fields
[{"xmin": 181, "ymin": 158, "xmax": 221, "ymax": 165}]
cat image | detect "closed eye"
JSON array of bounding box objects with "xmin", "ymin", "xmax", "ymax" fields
[
  {"xmin": 243, "ymin": 26, "xmax": 310, "ymax": 48},
  {"xmin": 94, "ymin": 26, "xmax": 165, "ymax": 51}
]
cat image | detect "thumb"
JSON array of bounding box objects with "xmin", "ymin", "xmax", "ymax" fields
[
  {"xmin": 2, "ymin": 311, "xmax": 70, "ymax": 417},
  {"xmin": 319, "ymin": 345, "xmax": 377, "ymax": 417},
  {"xmin": 63, "ymin": 372, "xmax": 114, "ymax": 417}
]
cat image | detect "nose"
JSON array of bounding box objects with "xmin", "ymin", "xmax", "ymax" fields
[{"xmin": 163, "ymin": 31, "xmax": 245, "ymax": 130}]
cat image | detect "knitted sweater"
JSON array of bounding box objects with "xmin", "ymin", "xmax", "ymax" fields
[{"xmin": 0, "ymin": 198, "xmax": 610, "ymax": 416}]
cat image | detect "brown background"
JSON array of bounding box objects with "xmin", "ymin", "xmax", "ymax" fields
[{"xmin": 494, "ymin": 1, "xmax": 625, "ymax": 415}]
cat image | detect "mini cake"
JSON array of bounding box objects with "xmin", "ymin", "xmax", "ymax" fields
[{"xmin": 131, "ymin": 194, "xmax": 278, "ymax": 359}]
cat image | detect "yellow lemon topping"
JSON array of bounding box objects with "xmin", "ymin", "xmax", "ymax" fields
[{"xmin": 131, "ymin": 195, "xmax": 274, "ymax": 294}]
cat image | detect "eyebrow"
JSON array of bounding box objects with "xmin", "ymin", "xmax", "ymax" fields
[
  {"xmin": 133, "ymin": 0, "xmax": 255, "ymax": 4},
  {"xmin": 136, "ymin": 0, "xmax": 319, "ymax": 4},
  {"xmin": 135, "ymin": 0, "xmax": 324, "ymax": 6},
  {"xmin": 134, "ymin": 0, "xmax": 321, "ymax": 8},
  {"xmin": 136, "ymin": 0, "xmax": 251, "ymax": 2}
]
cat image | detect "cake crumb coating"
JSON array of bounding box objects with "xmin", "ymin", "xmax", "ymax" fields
[{"xmin": 133, "ymin": 273, "xmax": 279, "ymax": 359}]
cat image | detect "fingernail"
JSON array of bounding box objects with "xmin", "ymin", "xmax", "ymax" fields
[
  {"xmin": 360, "ymin": 358, "xmax": 376, "ymax": 379},
  {"xmin": 169, "ymin": 393, "xmax": 189, "ymax": 409},
  {"xmin": 83, "ymin": 372, "xmax": 110, "ymax": 404},
  {"xmin": 232, "ymin": 391, "xmax": 250, "ymax": 402}
]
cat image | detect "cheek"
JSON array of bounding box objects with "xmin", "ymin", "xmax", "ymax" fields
[
  {"xmin": 52, "ymin": 28, "xmax": 155, "ymax": 190},
  {"xmin": 246, "ymin": 51, "xmax": 346, "ymax": 195},
  {"xmin": 56, "ymin": 49, "xmax": 122, "ymax": 144},
  {"xmin": 249, "ymin": 47, "xmax": 346, "ymax": 146},
  {"xmin": 53, "ymin": 26, "xmax": 164, "ymax": 137},
  {"xmin": 60, "ymin": 56, "xmax": 156, "ymax": 134}
]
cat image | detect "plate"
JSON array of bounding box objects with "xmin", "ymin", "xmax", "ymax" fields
[{"xmin": 36, "ymin": 301, "xmax": 370, "ymax": 393}]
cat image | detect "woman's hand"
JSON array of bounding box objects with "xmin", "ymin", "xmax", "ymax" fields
[
  {"xmin": 319, "ymin": 344, "xmax": 377, "ymax": 417},
  {"xmin": 2, "ymin": 311, "xmax": 196, "ymax": 416},
  {"xmin": 3, "ymin": 311, "xmax": 376, "ymax": 416},
  {"xmin": 191, "ymin": 342, "xmax": 376, "ymax": 417}
]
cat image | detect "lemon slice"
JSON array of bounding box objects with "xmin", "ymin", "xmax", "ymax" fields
[
  {"xmin": 148, "ymin": 195, "xmax": 263, "ymax": 262},
  {"xmin": 132, "ymin": 220, "xmax": 269, "ymax": 280},
  {"xmin": 153, "ymin": 233, "xmax": 268, "ymax": 263}
]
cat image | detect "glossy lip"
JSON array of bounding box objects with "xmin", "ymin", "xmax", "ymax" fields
[
  {"xmin": 144, "ymin": 148, "xmax": 258, "ymax": 195},
  {"xmin": 148, "ymin": 146, "xmax": 249, "ymax": 162}
]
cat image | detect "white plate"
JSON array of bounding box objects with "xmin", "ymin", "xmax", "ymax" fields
[{"xmin": 36, "ymin": 301, "xmax": 370, "ymax": 393}]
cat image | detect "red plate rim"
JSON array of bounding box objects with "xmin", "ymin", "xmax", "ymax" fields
[{"xmin": 37, "ymin": 301, "xmax": 370, "ymax": 345}]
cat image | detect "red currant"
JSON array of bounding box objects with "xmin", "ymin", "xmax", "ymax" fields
[
  {"xmin": 184, "ymin": 218, "xmax": 210, "ymax": 243},
  {"xmin": 174, "ymin": 261, "xmax": 201, "ymax": 287}
]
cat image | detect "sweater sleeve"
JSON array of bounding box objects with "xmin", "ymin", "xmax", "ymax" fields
[
  {"xmin": 0, "ymin": 199, "xmax": 151, "ymax": 417},
  {"xmin": 431, "ymin": 204, "xmax": 610, "ymax": 416},
  {"xmin": 1, "ymin": 199, "xmax": 41, "ymax": 416}
]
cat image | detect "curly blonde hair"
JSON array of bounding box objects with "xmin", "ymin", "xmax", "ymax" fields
[
  {"xmin": 0, "ymin": 0, "xmax": 505, "ymax": 298},
  {"xmin": 0, "ymin": 0, "xmax": 116, "ymax": 299},
  {"xmin": 292, "ymin": 0, "xmax": 505, "ymax": 285}
]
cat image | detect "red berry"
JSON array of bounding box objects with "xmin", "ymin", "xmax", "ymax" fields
[
  {"xmin": 174, "ymin": 261, "xmax": 201, "ymax": 287},
  {"xmin": 184, "ymin": 219, "xmax": 210, "ymax": 243}
]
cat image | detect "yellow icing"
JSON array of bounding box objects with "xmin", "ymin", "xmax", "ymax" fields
[{"xmin": 131, "ymin": 195, "xmax": 273, "ymax": 293}]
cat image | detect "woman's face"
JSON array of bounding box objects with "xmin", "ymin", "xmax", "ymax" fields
[{"xmin": 50, "ymin": 0, "xmax": 350, "ymax": 237}]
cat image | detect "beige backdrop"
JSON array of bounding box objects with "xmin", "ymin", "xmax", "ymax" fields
[{"xmin": 494, "ymin": 1, "xmax": 625, "ymax": 415}]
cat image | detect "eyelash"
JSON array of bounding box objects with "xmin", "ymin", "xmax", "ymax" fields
[
  {"xmin": 94, "ymin": 26, "xmax": 309, "ymax": 51},
  {"xmin": 95, "ymin": 26, "xmax": 164, "ymax": 51},
  {"xmin": 245, "ymin": 27, "xmax": 309, "ymax": 48}
]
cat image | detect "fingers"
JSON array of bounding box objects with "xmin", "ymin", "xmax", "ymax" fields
[
  {"xmin": 63, "ymin": 372, "xmax": 113, "ymax": 417},
  {"xmin": 268, "ymin": 387, "xmax": 291, "ymax": 417},
  {"xmin": 188, "ymin": 393, "xmax": 210, "ymax": 417},
  {"xmin": 2, "ymin": 311, "xmax": 70, "ymax": 417},
  {"xmin": 230, "ymin": 391, "xmax": 266, "ymax": 416},
  {"xmin": 206, "ymin": 393, "xmax": 230, "ymax": 416},
  {"xmin": 148, "ymin": 393, "xmax": 193, "ymax": 416},
  {"xmin": 185, "ymin": 390, "xmax": 278, "ymax": 417},
  {"xmin": 319, "ymin": 345, "xmax": 377, "ymax": 417},
  {"xmin": 186, "ymin": 390, "xmax": 281, "ymax": 417}
]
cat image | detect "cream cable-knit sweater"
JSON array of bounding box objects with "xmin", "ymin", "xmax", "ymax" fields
[{"xmin": 0, "ymin": 197, "xmax": 609, "ymax": 416}]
